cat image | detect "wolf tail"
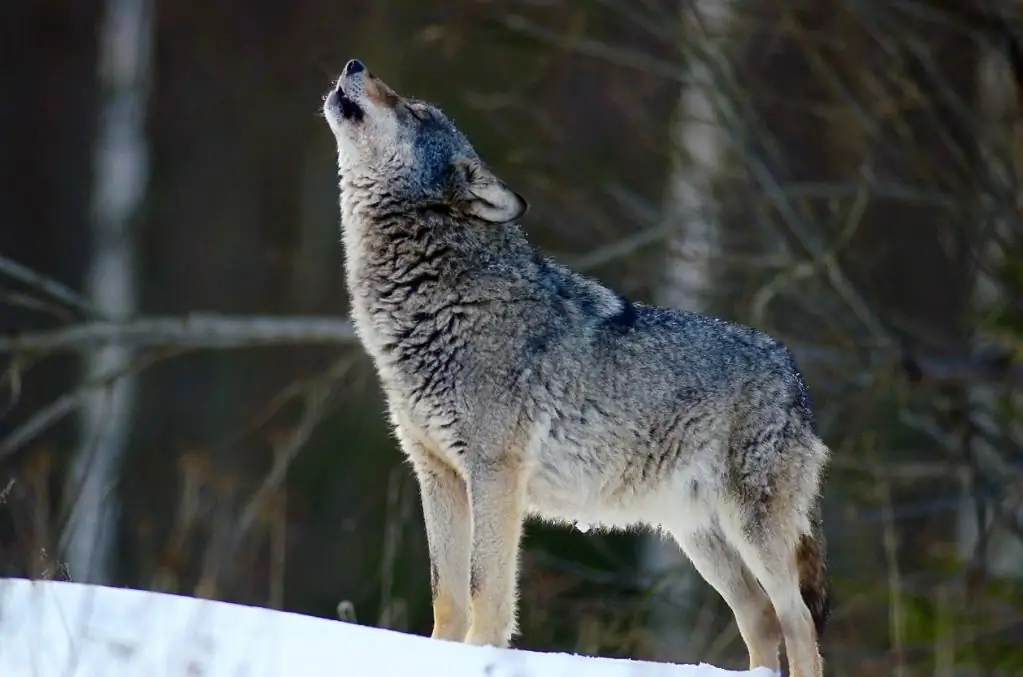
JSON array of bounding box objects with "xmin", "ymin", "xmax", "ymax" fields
[{"xmin": 796, "ymin": 501, "xmax": 830, "ymax": 638}]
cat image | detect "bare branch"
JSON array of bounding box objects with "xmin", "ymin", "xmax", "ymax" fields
[
  {"xmin": 788, "ymin": 341, "xmax": 1023, "ymax": 389},
  {"xmin": 0, "ymin": 392, "xmax": 80, "ymax": 461},
  {"xmin": 0, "ymin": 292, "xmax": 79, "ymax": 322},
  {"xmin": 0, "ymin": 253, "xmax": 100, "ymax": 319},
  {"xmin": 498, "ymin": 14, "xmax": 686, "ymax": 82},
  {"xmin": 0, "ymin": 314, "xmax": 359, "ymax": 353}
]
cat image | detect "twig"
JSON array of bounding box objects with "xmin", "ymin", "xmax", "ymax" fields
[
  {"xmin": 933, "ymin": 584, "xmax": 955, "ymax": 677},
  {"xmin": 0, "ymin": 253, "xmax": 100, "ymax": 319},
  {"xmin": 377, "ymin": 465, "xmax": 407, "ymax": 630},
  {"xmin": 195, "ymin": 371, "xmax": 340, "ymax": 595},
  {"xmin": 872, "ymin": 431, "xmax": 907, "ymax": 677},
  {"xmin": 565, "ymin": 182, "xmax": 790, "ymax": 272},
  {"xmin": 497, "ymin": 14, "xmax": 688, "ymax": 82},
  {"xmin": 0, "ymin": 292, "xmax": 78, "ymax": 322},
  {"xmin": 0, "ymin": 349, "xmax": 181, "ymax": 461},
  {"xmin": 219, "ymin": 358, "xmax": 356, "ymax": 450},
  {"xmin": 0, "ymin": 393, "xmax": 80, "ymax": 462},
  {"xmin": 900, "ymin": 410, "xmax": 1023, "ymax": 544},
  {"xmin": 750, "ymin": 178, "xmax": 871, "ymax": 326},
  {"xmin": 787, "ymin": 341, "xmax": 1023, "ymax": 388}
]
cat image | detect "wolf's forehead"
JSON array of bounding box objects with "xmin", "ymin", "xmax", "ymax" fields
[
  {"xmin": 408, "ymin": 109, "xmax": 472, "ymax": 163},
  {"xmin": 409, "ymin": 131, "xmax": 459, "ymax": 181}
]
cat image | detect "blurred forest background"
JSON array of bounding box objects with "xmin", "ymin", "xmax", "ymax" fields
[{"xmin": 1, "ymin": 0, "xmax": 1022, "ymax": 675}]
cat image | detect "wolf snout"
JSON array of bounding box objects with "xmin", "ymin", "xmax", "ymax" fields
[
  {"xmin": 337, "ymin": 62, "xmax": 365, "ymax": 95},
  {"xmin": 343, "ymin": 59, "xmax": 365, "ymax": 77},
  {"xmin": 328, "ymin": 58, "xmax": 369, "ymax": 122},
  {"xmin": 336, "ymin": 59, "xmax": 367, "ymax": 98}
]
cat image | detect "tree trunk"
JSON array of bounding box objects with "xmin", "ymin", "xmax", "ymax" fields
[
  {"xmin": 640, "ymin": 0, "xmax": 743, "ymax": 665},
  {"xmin": 62, "ymin": 0, "xmax": 154, "ymax": 585}
]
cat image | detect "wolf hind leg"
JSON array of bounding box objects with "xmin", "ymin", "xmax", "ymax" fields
[
  {"xmin": 720, "ymin": 506, "xmax": 823, "ymax": 677},
  {"xmin": 674, "ymin": 527, "xmax": 782, "ymax": 671}
]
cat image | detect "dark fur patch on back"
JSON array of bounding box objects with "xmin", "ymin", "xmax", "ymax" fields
[{"xmin": 606, "ymin": 295, "xmax": 637, "ymax": 331}]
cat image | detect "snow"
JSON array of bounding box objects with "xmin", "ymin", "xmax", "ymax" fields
[{"xmin": 0, "ymin": 579, "xmax": 771, "ymax": 677}]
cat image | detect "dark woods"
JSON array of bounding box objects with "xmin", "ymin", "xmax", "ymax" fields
[{"xmin": 1, "ymin": 1, "xmax": 1021, "ymax": 674}]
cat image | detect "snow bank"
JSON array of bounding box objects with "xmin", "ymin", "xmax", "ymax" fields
[{"xmin": 0, "ymin": 579, "xmax": 770, "ymax": 677}]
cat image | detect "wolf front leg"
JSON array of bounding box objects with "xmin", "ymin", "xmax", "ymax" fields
[
  {"xmin": 405, "ymin": 443, "xmax": 472, "ymax": 642},
  {"xmin": 463, "ymin": 458, "xmax": 529, "ymax": 647}
]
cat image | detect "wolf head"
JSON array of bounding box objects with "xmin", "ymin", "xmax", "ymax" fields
[{"xmin": 324, "ymin": 59, "xmax": 527, "ymax": 224}]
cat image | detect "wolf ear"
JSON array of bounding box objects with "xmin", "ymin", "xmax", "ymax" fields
[{"xmin": 453, "ymin": 158, "xmax": 528, "ymax": 224}]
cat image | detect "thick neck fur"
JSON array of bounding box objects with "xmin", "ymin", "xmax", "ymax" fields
[{"xmin": 338, "ymin": 172, "xmax": 538, "ymax": 345}]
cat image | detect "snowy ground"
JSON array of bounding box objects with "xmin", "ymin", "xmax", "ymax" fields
[{"xmin": 0, "ymin": 579, "xmax": 771, "ymax": 677}]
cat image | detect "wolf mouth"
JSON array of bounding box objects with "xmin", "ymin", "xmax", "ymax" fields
[
  {"xmin": 329, "ymin": 78, "xmax": 366, "ymax": 123},
  {"xmin": 338, "ymin": 92, "xmax": 364, "ymax": 123}
]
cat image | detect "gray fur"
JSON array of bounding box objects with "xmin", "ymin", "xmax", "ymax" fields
[{"xmin": 324, "ymin": 59, "xmax": 829, "ymax": 677}]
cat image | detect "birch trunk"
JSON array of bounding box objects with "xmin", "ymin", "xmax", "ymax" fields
[
  {"xmin": 62, "ymin": 0, "xmax": 154, "ymax": 584},
  {"xmin": 640, "ymin": 0, "xmax": 740, "ymax": 663}
]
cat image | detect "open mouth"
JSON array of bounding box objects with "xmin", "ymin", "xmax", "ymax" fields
[{"xmin": 335, "ymin": 86, "xmax": 364, "ymax": 123}]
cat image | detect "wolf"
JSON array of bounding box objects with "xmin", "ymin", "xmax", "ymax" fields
[{"xmin": 323, "ymin": 58, "xmax": 830, "ymax": 677}]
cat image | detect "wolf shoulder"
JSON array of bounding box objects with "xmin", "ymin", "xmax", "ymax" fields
[{"xmin": 520, "ymin": 258, "xmax": 802, "ymax": 379}]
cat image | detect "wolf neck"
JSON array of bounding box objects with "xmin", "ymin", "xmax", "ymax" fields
[
  {"xmin": 341, "ymin": 202, "xmax": 445, "ymax": 283},
  {"xmin": 339, "ymin": 173, "xmax": 530, "ymax": 273},
  {"xmin": 341, "ymin": 178, "xmax": 447, "ymax": 277},
  {"xmin": 338, "ymin": 178, "xmax": 527, "ymax": 340}
]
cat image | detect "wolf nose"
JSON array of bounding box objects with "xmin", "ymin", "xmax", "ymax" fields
[{"xmin": 344, "ymin": 59, "xmax": 365, "ymax": 77}]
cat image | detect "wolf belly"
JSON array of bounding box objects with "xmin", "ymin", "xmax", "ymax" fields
[{"xmin": 524, "ymin": 432, "xmax": 714, "ymax": 533}]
